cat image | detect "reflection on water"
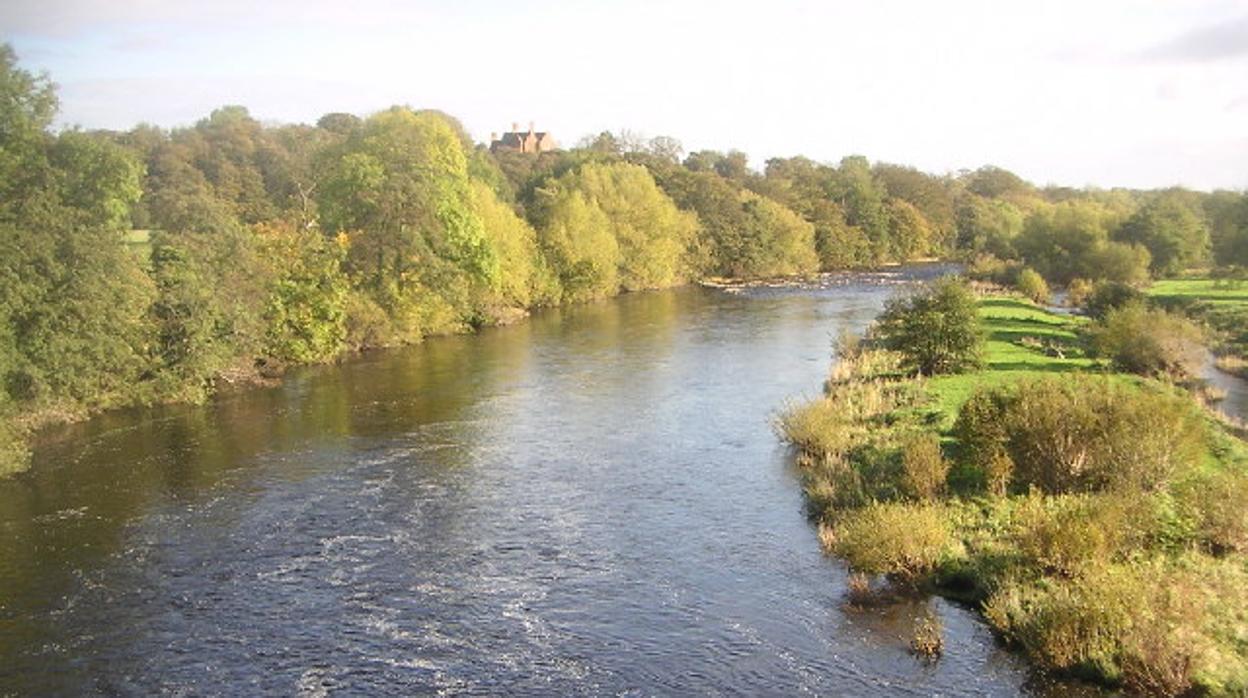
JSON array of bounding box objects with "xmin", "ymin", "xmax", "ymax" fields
[
  {"xmin": 0, "ymin": 266, "xmax": 1094, "ymax": 695},
  {"xmin": 1204, "ymin": 353, "xmax": 1248, "ymax": 423}
]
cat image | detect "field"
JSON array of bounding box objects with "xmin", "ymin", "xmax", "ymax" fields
[{"xmin": 923, "ymin": 297, "xmax": 1134, "ymax": 424}]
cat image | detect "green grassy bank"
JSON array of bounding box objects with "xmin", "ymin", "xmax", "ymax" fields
[{"xmin": 780, "ymin": 295, "xmax": 1248, "ymax": 696}]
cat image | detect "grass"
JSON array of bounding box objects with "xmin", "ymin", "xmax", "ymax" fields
[
  {"xmin": 923, "ymin": 297, "xmax": 1134, "ymax": 425},
  {"xmin": 1148, "ymin": 277, "xmax": 1248, "ymax": 307},
  {"xmin": 779, "ymin": 292, "xmax": 1248, "ymax": 695}
]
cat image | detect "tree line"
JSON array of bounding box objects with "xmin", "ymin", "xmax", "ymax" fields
[{"xmin": 2, "ymin": 45, "xmax": 1247, "ymax": 473}]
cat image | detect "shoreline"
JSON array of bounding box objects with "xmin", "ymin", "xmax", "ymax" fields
[
  {"xmin": 779, "ymin": 292, "xmax": 1248, "ymax": 695},
  {"xmin": 4, "ymin": 262, "xmax": 957, "ymax": 477}
]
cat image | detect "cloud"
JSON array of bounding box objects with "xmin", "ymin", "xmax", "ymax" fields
[{"xmin": 1140, "ymin": 14, "xmax": 1248, "ymax": 62}]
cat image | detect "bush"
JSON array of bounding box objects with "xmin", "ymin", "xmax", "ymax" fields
[
  {"xmin": 1176, "ymin": 470, "xmax": 1248, "ymax": 554},
  {"xmin": 952, "ymin": 388, "xmax": 1015, "ymax": 494},
  {"xmin": 984, "ymin": 558, "xmax": 1243, "ymax": 694},
  {"xmin": 832, "ymin": 501, "xmax": 951, "ymax": 579},
  {"xmin": 1012, "ymin": 494, "xmax": 1133, "ymax": 576},
  {"xmin": 1065, "ymin": 278, "xmax": 1094, "ymax": 308},
  {"xmin": 1083, "ymin": 281, "xmax": 1143, "ymax": 320},
  {"xmin": 1015, "ymin": 267, "xmax": 1050, "ymax": 304},
  {"xmin": 953, "ymin": 377, "xmax": 1207, "ymax": 495},
  {"xmin": 1085, "ymin": 302, "xmax": 1205, "ymax": 380},
  {"xmin": 983, "ymin": 563, "xmax": 1141, "ymax": 683},
  {"xmin": 901, "ymin": 432, "xmax": 949, "ymax": 501},
  {"xmin": 875, "ymin": 276, "xmax": 984, "ymax": 375}
]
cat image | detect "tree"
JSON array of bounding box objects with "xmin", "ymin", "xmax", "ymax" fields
[
  {"xmin": 317, "ymin": 107, "xmax": 495, "ymax": 338},
  {"xmin": 832, "ymin": 156, "xmax": 890, "ymax": 262},
  {"xmin": 1015, "ymin": 200, "xmax": 1149, "ymax": 284},
  {"xmin": 876, "ymin": 277, "xmax": 984, "ymax": 375},
  {"xmin": 963, "ymin": 165, "xmax": 1032, "ymax": 200},
  {"xmin": 533, "ymin": 161, "xmax": 697, "ymax": 298},
  {"xmin": 1114, "ymin": 191, "xmax": 1211, "ymax": 276},
  {"xmin": 0, "ymin": 47, "xmax": 154, "ymax": 410},
  {"xmin": 886, "ymin": 199, "xmax": 935, "ymax": 260},
  {"xmin": 955, "ymin": 195, "xmax": 1024, "ymax": 258}
]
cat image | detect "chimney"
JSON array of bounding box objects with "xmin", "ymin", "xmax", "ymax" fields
[
  {"xmin": 490, "ymin": 132, "xmax": 498, "ymax": 143},
  {"xmin": 528, "ymin": 121, "xmax": 535, "ymax": 133},
  {"xmin": 511, "ymin": 122, "xmax": 519, "ymax": 133}
]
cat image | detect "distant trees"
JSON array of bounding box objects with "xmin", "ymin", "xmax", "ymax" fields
[
  {"xmin": 532, "ymin": 161, "xmax": 698, "ymax": 301},
  {"xmin": 1114, "ymin": 192, "xmax": 1211, "ymax": 276},
  {"xmin": 4, "ymin": 40, "xmax": 1248, "ymax": 475},
  {"xmin": 653, "ymin": 164, "xmax": 818, "ymax": 278},
  {"xmin": 1014, "ymin": 201, "xmax": 1149, "ymax": 285}
]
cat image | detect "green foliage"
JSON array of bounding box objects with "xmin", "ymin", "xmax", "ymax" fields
[
  {"xmin": 953, "ymin": 377, "xmax": 1208, "ymax": 494},
  {"xmin": 876, "ymin": 277, "xmax": 984, "ymax": 375},
  {"xmin": 317, "ymin": 107, "xmax": 494, "ymax": 338},
  {"xmin": 1014, "ymin": 268, "xmax": 1050, "ymax": 304},
  {"xmin": 148, "ymin": 225, "xmax": 271, "ymax": 400},
  {"xmin": 901, "ymin": 432, "xmax": 949, "ymax": 501},
  {"xmin": 1015, "ymin": 201, "xmax": 1149, "ymax": 285},
  {"xmin": 1176, "ymin": 470, "xmax": 1248, "ymax": 555},
  {"xmin": 653, "ymin": 165, "xmax": 819, "ymax": 278},
  {"xmin": 1085, "ymin": 302, "xmax": 1205, "ymax": 380},
  {"xmin": 256, "ymin": 222, "xmax": 349, "ymax": 364},
  {"xmin": 1083, "ymin": 280, "xmax": 1144, "ymax": 319},
  {"xmin": 831, "ymin": 501, "xmax": 951, "ymax": 579},
  {"xmin": 955, "ymin": 195, "xmax": 1024, "ymax": 258},
  {"xmin": 469, "ymin": 180, "xmax": 558, "ymax": 309},
  {"xmin": 1115, "ymin": 191, "xmax": 1211, "ymax": 276},
  {"xmin": 533, "ymin": 161, "xmax": 699, "ymax": 301}
]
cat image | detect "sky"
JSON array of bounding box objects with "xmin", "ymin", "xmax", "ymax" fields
[{"xmin": 2, "ymin": 0, "xmax": 1247, "ymax": 190}]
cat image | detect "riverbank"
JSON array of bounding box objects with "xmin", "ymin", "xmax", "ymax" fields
[
  {"xmin": 780, "ymin": 293, "xmax": 1248, "ymax": 695},
  {"xmin": 1149, "ymin": 276, "xmax": 1248, "ymax": 380}
]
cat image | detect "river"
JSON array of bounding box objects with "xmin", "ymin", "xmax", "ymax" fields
[{"xmin": 2, "ymin": 266, "xmax": 1108, "ymax": 696}]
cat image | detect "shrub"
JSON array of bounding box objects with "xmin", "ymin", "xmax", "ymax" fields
[
  {"xmin": 1065, "ymin": 277, "xmax": 1094, "ymax": 308},
  {"xmin": 901, "ymin": 432, "xmax": 949, "ymax": 501},
  {"xmin": 1091, "ymin": 387, "xmax": 1206, "ymax": 492},
  {"xmin": 1012, "ymin": 494, "xmax": 1131, "ymax": 576},
  {"xmin": 832, "ymin": 502, "xmax": 951, "ymax": 580},
  {"xmin": 1002, "ymin": 378, "xmax": 1104, "ymax": 493},
  {"xmin": 777, "ymin": 397, "xmax": 858, "ymax": 460},
  {"xmin": 1083, "ymin": 280, "xmax": 1143, "ymax": 320},
  {"xmin": 1176, "ymin": 470, "xmax": 1248, "ymax": 554},
  {"xmin": 952, "ymin": 377, "xmax": 1207, "ymax": 495},
  {"xmin": 1015, "ymin": 267, "xmax": 1050, "ymax": 304},
  {"xmin": 952, "ymin": 388, "xmax": 1015, "ymax": 494},
  {"xmin": 984, "ymin": 558, "xmax": 1240, "ymax": 694},
  {"xmin": 983, "ymin": 565, "xmax": 1137, "ymax": 681},
  {"xmin": 875, "ymin": 276, "xmax": 984, "ymax": 375},
  {"xmin": 1085, "ymin": 302, "xmax": 1205, "ymax": 380}
]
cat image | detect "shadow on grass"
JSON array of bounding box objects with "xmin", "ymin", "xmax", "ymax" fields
[
  {"xmin": 986, "ymin": 361, "xmax": 1081, "ymax": 373},
  {"xmin": 979, "ymin": 298, "xmax": 1034, "ymax": 311},
  {"xmin": 989, "ymin": 329, "xmax": 1079, "ymax": 346}
]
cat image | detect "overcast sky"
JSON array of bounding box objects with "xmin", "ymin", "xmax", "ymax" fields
[{"xmin": 3, "ymin": 0, "xmax": 1247, "ymax": 190}]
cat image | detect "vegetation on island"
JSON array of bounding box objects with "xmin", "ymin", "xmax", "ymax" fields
[{"xmin": 779, "ymin": 277, "xmax": 1248, "ymax": 696}]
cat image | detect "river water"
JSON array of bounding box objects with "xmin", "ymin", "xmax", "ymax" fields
[{"xmin": 2, "ymin": 266, "xmax": 1104, "ymax": 696}]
